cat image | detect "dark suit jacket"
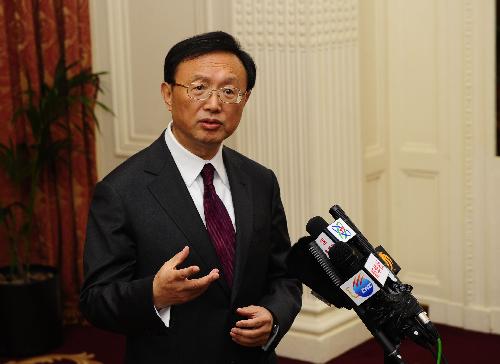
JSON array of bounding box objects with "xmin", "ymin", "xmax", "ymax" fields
[{"xmin": 80, "ymin": 133, "xmax": 302, "ymax": 364}]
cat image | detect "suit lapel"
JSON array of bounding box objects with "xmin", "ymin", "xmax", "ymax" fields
[
  {"xmin": 223, "ymin": 148, "xmax": 254, "ymax": 306},
  {"xmin": 145, "ymin": 136, "xmax": 230, "ymax": 295}
]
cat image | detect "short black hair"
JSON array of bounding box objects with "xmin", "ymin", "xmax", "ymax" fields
[{"xmin": 163, "ymin": 31, "xmax": 256, "ymax": 91}]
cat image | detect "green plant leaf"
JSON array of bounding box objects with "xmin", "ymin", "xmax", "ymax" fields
[{"xmin": 0, "ymin": 56, "xmax": 113, "ymax": 281}]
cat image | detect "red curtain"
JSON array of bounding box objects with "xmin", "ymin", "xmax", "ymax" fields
[{"xmin": 0, "ymin": 0, "xmax": 96, "ymax": 323}]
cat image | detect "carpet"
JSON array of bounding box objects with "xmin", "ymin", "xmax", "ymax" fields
[
  {"xmin": 0, "ymin": 326, "xmax": 123, "ymax": 364},
  {"xmin": 5, "ymin": 352, "xmax": 101, "ymax": 364},
  {"xmin": 1, "ymin": 323, "xmax": 499, "ymax": 363},
  {"xmin": 279, "ymin": 324, "xmax": 500, "ymax": 364}
]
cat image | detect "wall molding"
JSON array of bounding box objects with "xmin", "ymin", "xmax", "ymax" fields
[
  {"xmin": 233, "ymin": 0, "xmax": 357, "ymax": 50},
  {"xmin": 401, "ymin": 169, "xmax": 438, "ymax": 179},
  {"xmin": 103, "ymin": 0, "xmax": 216, "ymax": 158},
  {"xmin": 418, "ymin": 294, "xmax": 500, "ymax": 334},
  {"xmin": 462, "ymin": 0, "xmax": 475, "ymax": 308},
  {"xmin": 232, "ymin": 0, "xmax": 362, "ymax": 243},
  {"xmin": 405, "ymin": 272, "xmax": 440, "ymax": 288},
  {"xmin": 291, "ymin": 308, "xmax": 358, "ymax": 335},
  {"xmin": 277, "ymin": 316, "xmax": 371, "ymax": 364},
  {"xmin": 400, "ymin": 143, "xmax": 439, "ymax": 155},
  {"xmin": 105, "ymin": 0, "xmax": 156, "ymax": 157},
  {"xmin": 365, "ymin": 170, "xmax": 384, "ymax": 183}
]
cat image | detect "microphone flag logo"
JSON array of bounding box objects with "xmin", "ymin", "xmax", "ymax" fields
[
  {"xmin": 314, "ymin": 232, "xmax": 336, "ymax": 256},
  {"xmin": 340, "ymin": 271, "xmax": 380, "ymax": 306},
  {"xmin": 353, "ymin": 273, "xmax": 374, "ymax": 297},
  {"xmin": 378, "ymin": 252, "xmax": 394, "ymax": 270},
  {"xmin": 374, "ymin": 245, "xmax": 401, "ymax": 274},
  {"xmin": 364, "ymin": 253, "xmax": 390, "ymax": 286},
  {"xmin": 327, "ymin": 218, "xmax": 356, "ymax": 243}
]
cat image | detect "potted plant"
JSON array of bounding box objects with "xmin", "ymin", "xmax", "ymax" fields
[{"xmin": 0, "ymin": 58, "xmax": 110, "ymax": 357}]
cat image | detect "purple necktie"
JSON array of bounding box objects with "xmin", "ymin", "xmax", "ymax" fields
[{"xmin": 201, "ymin": 163, "xmax": 236, "ymax": 287}]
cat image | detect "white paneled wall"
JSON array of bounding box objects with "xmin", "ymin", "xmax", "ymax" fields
[
  {"xmin": 360, "ymin": 0, "xmax": 500, "ymax": 338},
  {"xmin": 231, "ymin": 0, "xmax": 361, "ymax": 247}
]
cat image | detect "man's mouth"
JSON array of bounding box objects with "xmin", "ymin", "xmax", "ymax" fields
[{"xmin": 199, "ymin": 118, "xmax": 223, "ymax": 130}]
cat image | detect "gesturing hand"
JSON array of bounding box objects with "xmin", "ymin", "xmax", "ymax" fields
[
  {"xmin": 152, "ymin": 246, "xmax": 219, "ymax": 309},
  {"xmin": 230, "ymin": 305, "xmax": 274, "ymax": 347}
]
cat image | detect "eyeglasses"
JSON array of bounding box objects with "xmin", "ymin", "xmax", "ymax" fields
[{"xmin": 173, "ymin": 82, "xmax": 247, "ymax": 104}]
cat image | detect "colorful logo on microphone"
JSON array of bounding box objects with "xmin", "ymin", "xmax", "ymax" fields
[
  {"xmin": 374, "ymin": 245, "xmax": 401, "ymax": 274},
  {"xmin": 352, "ymin": 273, "xmax": 374, "ymax": 297},
  {"xmin": 314, "ymin": 232, "xmax": 335, "ymax": 256},
  {"xmin": 378, "ymin": 252, "xmax": 394, "ymax": 271},
  {"xmin": 340, "ymin": 270, "xmax": 380, "ymax": 305},
  {"xmin": 327, "ymin": 218, "xmax": 356, "ymax": 242},
  {"xmin": 364, "ymin": 253, "xmax": 390, "ymax": 286}
]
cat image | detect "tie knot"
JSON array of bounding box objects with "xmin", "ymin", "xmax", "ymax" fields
[{"xmin": 201, "ymin": 163, "xmax": 215, "ymax": 186}]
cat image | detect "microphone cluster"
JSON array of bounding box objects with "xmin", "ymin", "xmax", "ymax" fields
[{"xmin": 286, "ymin": 205, "xmax": 445, "ymax": 364}]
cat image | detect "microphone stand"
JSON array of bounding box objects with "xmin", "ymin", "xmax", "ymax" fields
[
  {"xmin": 384, "ymin": 352, "xmax": 405, "ymax": 364},
  {"xmin": 368, "ymin": 327, "xmax": 406, "ymax": 364}
]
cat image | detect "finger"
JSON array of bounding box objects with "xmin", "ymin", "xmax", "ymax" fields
[
  {"xmin": 230, "ymin": 330, "xmax": 266, "ymax": 346},
  {"xmin": 231, "ymin": 326, "xmax": 265, "ymax": 339},
  {"xmin": 186, "ymin": 269, "xmax": 220, "ymax": 289},
  {"xmin": 193, "ymin": 268, "xmax": 220, "ymax": 283},
  {"xmin": 174, "ymin": 265, "xmax": 200, "ymax": 280},
  {"xmin": 167, "ymin": 246, "xmax": 190, "ymax": 269},
  {"xmin": 205, "ymin": 268, "xmax": 220, "ymax": 282},
  {"xmin": 236, "ymin": 305, "xmax": 258, "ymax": 316},
  {"xmin": 235, "ymin": 317, "xmax": 263, "ymax": 329}
]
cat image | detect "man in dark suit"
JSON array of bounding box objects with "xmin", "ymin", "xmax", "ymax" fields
[{"xmin": 80, "ymin": 31, "xmax": 302, "ymax": 364}]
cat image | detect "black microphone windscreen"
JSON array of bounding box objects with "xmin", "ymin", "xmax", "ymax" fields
[
  {"xmin": 286, "ymin": 236, "xmax": 352, "ymax": 309},
  {"xmin": 286, "ymin": 236, "xmax": 316, "ymax": 281},
  {"xmin": 306, "ymin": 216, "xmax": 328, "ymax": 238},
  {"xmin": 328, "ymin": 241, "xmax": 361, "ymax": 279}
]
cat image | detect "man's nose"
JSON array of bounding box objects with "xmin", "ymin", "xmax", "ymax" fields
[{"xmin": 203, "ymin": 90, "xmax": 222, "ymax": 112}]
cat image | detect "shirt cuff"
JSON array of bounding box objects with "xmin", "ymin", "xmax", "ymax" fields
[{"xmin": 154, "ymin": 305, "xmax": 171, "ymax": 327}]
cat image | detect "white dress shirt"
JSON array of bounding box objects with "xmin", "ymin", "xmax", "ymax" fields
[{"xmin": 156, "ymin": 121, "xmax": 235, "ymax": 326}]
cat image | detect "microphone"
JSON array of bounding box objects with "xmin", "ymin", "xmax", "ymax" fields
[
  {"xmin": 317, "ymin": 209, "xmax": 439, "ymax": 349},
  {"xmin": 288, "ymin": 218, "xmax": 404, "ymax": 362},
  {"xmin": 329, "ymin": 205, "xmax": 401, "ymax": 275},
  {"xmin": 286, "ymin": 236, "xmax": 352, "ymax": 309},
  {"xmin": 306, "ymin": 216, "xmax": 391, "ymax": 293},
  {"xmin": 288, "ymin": 208, "xmax": 442, "ymax": 362}
]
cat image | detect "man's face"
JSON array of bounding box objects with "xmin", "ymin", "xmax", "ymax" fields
[{"xmin": 161, "ymin": 51, "xmax": 250, "ymax": 159}]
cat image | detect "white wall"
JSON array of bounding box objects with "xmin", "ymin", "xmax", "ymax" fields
[
  {"xmin": 90, "ymin": 0, "xmax": 500, "ymax": 363},
  {"xmin": 90, "ymin": 0, "xmax": 223, "ymax": 177},
  {"xmin": 360, "ymin": 0, "xmax": 500, "ymax": 335}
]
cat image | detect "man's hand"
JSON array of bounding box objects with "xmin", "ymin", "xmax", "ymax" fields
[
  {"xmin": 153, "ymin": 246, "xmax": 219, "ymax": 309},
  {"xmin": 230, "ymin": 305, "xmax": 274, "ymax": 347}
]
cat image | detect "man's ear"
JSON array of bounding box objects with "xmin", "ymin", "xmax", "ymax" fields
[{"xmin": 161, "ymin": 82, "xmax": 173, "ymax": 111}]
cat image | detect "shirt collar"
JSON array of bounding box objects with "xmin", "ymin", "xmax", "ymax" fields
[{"xmin": 164, "ymin": 121, "xmax": 229, "ymax": 187}]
